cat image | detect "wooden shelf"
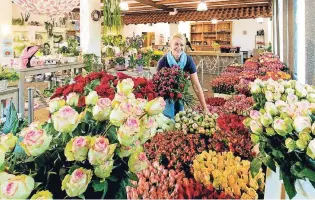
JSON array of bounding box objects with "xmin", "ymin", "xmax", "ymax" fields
[{"xmin": 190, "ymin": 22, "xmax": 232, "ymax": 51}]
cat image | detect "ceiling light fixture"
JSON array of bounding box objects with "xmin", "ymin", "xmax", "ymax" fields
[
  {"xmin": 211, "ymin": 19, "xmax": 218, "ymax": 24},
  {"xmin": 119, "ymin": 0, "xmax": 129, "ymax": 11},
  {"xmin": 197, "ymin": 0, "xmax": 208, "ymax": 12},
  {"xmin": 257, "ymin": 17, "xmax": 264, "ymax": 23}
]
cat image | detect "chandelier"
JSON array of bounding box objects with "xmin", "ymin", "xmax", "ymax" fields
[{"xmin": 12, "ymin": 0, "xmax": 80, "ymax": 16}]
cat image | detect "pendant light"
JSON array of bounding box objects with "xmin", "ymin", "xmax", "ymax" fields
[
  {"xmin": 197, "ymin": 0, "xmax": 208, "ymax": 12},
  {"xmin": 120, "ymin": 0, "xmax": 129, "ymax": 11}
]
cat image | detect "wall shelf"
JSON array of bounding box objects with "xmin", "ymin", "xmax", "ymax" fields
[{"xmin": 190, "ymin": 22, "xmax": 232, "ymax": 51}]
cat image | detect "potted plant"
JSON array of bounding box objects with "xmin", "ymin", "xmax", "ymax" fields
[
  {"xmin": 0, "ymin": 66, "xmax": 19, "ymax": 91},
  {"xmin": 134, "ymin": 54, "xmax": 145, "ymax": 72},
  {"xmin": 114, "ymin": 53, "xmax": 126, "ymax": 71},
  {"xmin": 59, "ymin": 37, "xmax": 80, "ymax": 63}
]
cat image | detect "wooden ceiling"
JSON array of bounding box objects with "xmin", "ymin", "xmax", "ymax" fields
[{"xmin": 118, "ymin": 0, "xmax": 272, "ymax": 13}]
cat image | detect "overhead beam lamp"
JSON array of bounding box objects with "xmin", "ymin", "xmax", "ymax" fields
[
  {"xmin": 197, "ymin": 0, "xmax": 208, "ymax": 11},
  {"xmin": 120, "ymin": 0, "xmax": 129, "ymax": 11}
]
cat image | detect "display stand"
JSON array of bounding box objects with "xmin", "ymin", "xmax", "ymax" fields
[{"xmin": 14, "ymin": 63, "xmax": 84, "ymax": 116}]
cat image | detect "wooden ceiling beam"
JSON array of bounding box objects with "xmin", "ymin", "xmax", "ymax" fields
[
  {"xmin": 156, "ymin": 0, "xmax": 269, "ymax": 4},
  {"xmin": 134, "ymin": 0, "xmax": 172, "ymax": 11}
]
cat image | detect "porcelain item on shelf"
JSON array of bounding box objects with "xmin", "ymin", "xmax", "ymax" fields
[{"xmin": 0, "ymin": 80, "xmax": 8, "ymax": 91}]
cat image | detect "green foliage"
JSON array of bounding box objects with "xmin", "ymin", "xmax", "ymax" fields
[
  {"xmin": 83, "ymin": 54, "xmax": 99, "ymax": 72},
  {"xmin": 0, "ymin": 66, "xmax": 19, "ymax": 81},
  {"xmin": 103, "ymin": 0, "xmax": 122, "ymax": 34},
  {"xmin": 57, "ymin": 37, "xmax": 80, "ymax": 57},
  {"xmin": 114, "ymin": 56, "xmax": 125, "ymax": 65}
]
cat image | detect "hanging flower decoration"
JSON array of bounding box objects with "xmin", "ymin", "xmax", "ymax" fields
[{"xmin": 13, "ymin": 0, "xmax": 79, "ymax": 16}]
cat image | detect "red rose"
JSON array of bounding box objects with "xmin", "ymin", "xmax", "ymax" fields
[
  {"xmin": 177, "ymin": 93, "xmax": 183, "ymax": 99},
  {"xmin": 73, "ymin": 83, "xmax": 85, "ymax": 94},
  {"xmin": 180, "ymin": 83, "xmax": 184, "ymax": 89},
  {"xmin": 169, "ymin": 92, "xmax": 174, "ymax": 99},
  {"xmin": 63, "ymin": 85, "xmax": 74, "ymax": 96},
  {"xmin": 107, "ymin": 74, "xmax": 116, "ymax": 81},
  {"xmin": 113, "ymin": 79, "xmax": 119, "ymax": 86},
  {"xmin": 100, "ymin": 77, "xmax": 109, "ymax": 84},
  {"xmin": 108, "ymin": 94, "xmax": 115, "ymax": 100},
  {"xmin": 95, "ymin": 84, "xmax": 110, "ymax": 96},
  {"xmin": 147, "ymin": 93, "xmax": 154, "ymax": 101},
  {"xmin": 78, "ymin": 95, "xmax": 86, "ymax": 108},
  {"xmin": 74, "ymin": 75, "xmax": 86, "ymax": 84},
  {"xmin": 135, "ymin": 92, "xmax": 144, "ymax": 99},
  {"xmin": 106, "ymin": 88, "xmax": 115, "ymax": 94},
  {"xmin": 54, "ymin": 87, "xmax": 64, "ymax": 95},
  {"xmin": 87, "ymin": 72, "xmax": 101, "ymax": 81}
]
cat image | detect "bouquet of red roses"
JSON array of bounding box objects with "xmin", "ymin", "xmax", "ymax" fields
[
  {"xmin": 152, "ymin": 65, "xmax": 195, "ymax": 107},
  {"xmin": 50, "ymin": 71, "xmax": 157, "ymax": 107}
]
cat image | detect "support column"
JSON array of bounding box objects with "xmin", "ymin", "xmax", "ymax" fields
[
  {"xmin": 305, "ymin": 0, "xmax": 315, "ymax": 85},
  {"xmin": 0, "ymin": 0, "xmax": 13, "ymax": 66},
  {"xmin": 80, "ymin": 0, "xmax": 101, "ymax": 58}
]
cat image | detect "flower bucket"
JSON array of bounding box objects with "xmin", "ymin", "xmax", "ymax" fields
[
  {"xmin": 115, "ymin": 64, "xmax": 126, "ymax": 71},
  {"xmin": 64, "ymin": 56, "xmax": 77, "ymax": 63},
  {"xmin": 213, "ymin": 93, "xmax": 232, "ymax": 100},
  {"xmin": 0, "ymin": 80, "xmax": 8, "ymax": 91}
]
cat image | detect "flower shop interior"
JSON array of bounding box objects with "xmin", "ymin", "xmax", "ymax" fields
[{"xmin": 0, "ymin": 0, "xmax": 314, "ymax": 199}]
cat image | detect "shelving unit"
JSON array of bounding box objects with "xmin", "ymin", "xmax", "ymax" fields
[
  {"xmin": 12, "ymin": 25, "xmax": 68, "ymax": 57},
  {"xmin": 190, "ymin": 22, "xmax": 232, "ymax": 51},
  {"xmin": 255, "ymin": 35, "xmax": 265, "ymax": 49}
]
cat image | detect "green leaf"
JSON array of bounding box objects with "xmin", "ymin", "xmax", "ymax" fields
[
  {"xmin": 69, "ymin": 165, "xmax": 80, "ymax": 174},
  {"xmin": 92, "ymin": 180, "xmax": 106, "ymax": 192},
  {"xmin": 281, "ymin": 171, "xmax": 297, "ymax": 199},
  {"xmin": 106, "ymin": 125, "xmax": 118, "ymax": 143},
  {"xmin": 310, "ymin": 180, "xmax": 315, "ymax": 188},
  {"xmin": 101, "ymin": 180, "xmax": 108, "ymax": 199},
  {"xmin": 78, "ymin": 194, "xmax": 85, "ymax": 199},
  {"xmin": 263, "ymin": 156, "xmax": 276, "ymax": 172},
  {"xmin": 250, "ymin": 158, "xmax": 262, "ymax": 177},
  {"xmin": 298, "ymin": 168, "xmax": 315, "ymax": 182},
  {"xmin": 108, "ymin": 175, "xmax": 119, "ymax": 182},
  {"xmin": 271, "ymin": 149, "xmax": 284, "ymax": 159},
  {"xmin": 115, "ymin": 178, "xmax": 128, "ymax": 199},
  {"xmin": 34, "ymin": 182, "xmax": 42, "ymax": 190},
  {"xmin": 2, "ymin": 101, "xmax": 18, "ymax": 134},
  {"xmin": 126, "ymin": 172, "xmax": 138, "ymax": 181}
]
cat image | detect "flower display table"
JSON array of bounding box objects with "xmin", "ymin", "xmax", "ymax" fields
[
  {"xmin": 188, "ymin": 51, "xmax": 243, "ymax": 75},
  {"xmin": 107, "ymin": 67, "xmax": 157, "ymax": 79},
  {"xmin": 13, "ymin": 63, "xmax": 84, "ymax": 116},
  {"xmin": 0, "ymin": 87, "xmax": 18, "ymax": 118}
]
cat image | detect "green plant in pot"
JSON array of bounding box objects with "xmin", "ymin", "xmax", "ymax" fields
[
  {"xmin": 59, "ymin": 38, "xmax": 80, "ymax": 63},
  {"xmin": 0, "ymin": 66, "xmax": 19, "ymax": 91},
  {"xmin": 83, "ymin": 54, "xmax": 99, "ymax": 72},
  {"xmin": 114, "ymin": 54, "xmax": 126, "ymax": 71}
]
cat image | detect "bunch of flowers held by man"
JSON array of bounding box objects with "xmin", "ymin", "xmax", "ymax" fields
[{"xmin": 152, "ymin": 66, "xmax": 192, "ymax": 105}]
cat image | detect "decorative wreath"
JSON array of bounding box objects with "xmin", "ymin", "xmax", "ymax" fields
[{"xmin": 91, "ymin": 10, "xmax": 101, "ymax": 21}]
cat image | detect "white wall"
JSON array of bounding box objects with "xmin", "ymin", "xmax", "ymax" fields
[
  {"xmin": 122, "ymin": 23, "xmax": 171, "ymax": 45},
  {"xmin": 122, "ymin": 18, "xmax": 271, "ymax": 52},
  {"xmin": 0, "ymin": 0, "xmax": 13, "ymax": 65},
  {"xmin": 231, "ymin": 18, "xmax": 270, "ymax": 51}
]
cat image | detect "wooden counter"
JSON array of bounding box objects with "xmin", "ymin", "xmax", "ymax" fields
[{"xmin": 187, "ymin": 51, "xmax": 243, "ymax": 75}]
